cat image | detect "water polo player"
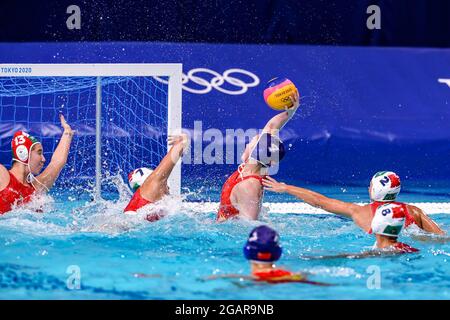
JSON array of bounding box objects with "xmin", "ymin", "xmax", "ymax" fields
[
  {"xmin": 263, "ymin": 171, "xmax": 445, "ymax": 235},
  {"xmin": 205, "ymin": 225, "xmax": 331, "ymax": 285},
  {"xmin": 0, "ymin": 115, "xmax": 75, "ymax": 215},
  {"xmin": 123, "ymin": 134, "xmax": 189, "ymax": 222},
  {"xmin": 370, "ymin": 203, "xmax": 419, "ymax": 253},
  {"xmin": 216, "ymin": 92, "xmax": 300, "ymax": 222},
  {"xmin": 303, "ymin": 203, "xmax": 419, "ymax": 260}
]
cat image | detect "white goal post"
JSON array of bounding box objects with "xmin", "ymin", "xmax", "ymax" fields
[{"xmin": 0, "ymin": 63, "xmax": 183, "ymax": 197}]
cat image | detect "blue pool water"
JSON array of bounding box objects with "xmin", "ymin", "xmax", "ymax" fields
[{"xmin": 0, "ymin": 182, "xmax": 449, "ymax": 300}]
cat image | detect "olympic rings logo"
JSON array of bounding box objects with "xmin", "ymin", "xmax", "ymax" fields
[{"xmin": 154, "ymin": 68, "xmax": 260, "ymax": 95}]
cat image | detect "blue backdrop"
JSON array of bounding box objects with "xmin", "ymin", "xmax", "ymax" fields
[
  {"xmin": 0, "ymin": 42, "xmax": 449, "ymax": 189},
  {"xmin": 1, "ymin": 0, "xmax": 449, "ymax": 47}
]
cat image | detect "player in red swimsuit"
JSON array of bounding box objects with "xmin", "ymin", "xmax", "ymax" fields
[
  {"xmin": 123, "ymin": 134, "xmax": 189, "ymax": 222},
  {"xmin": 204, "ymin": 225, "xmax": 331, "ymax": 285},
  {"xmin": 217, "ymin": 92, "xmax": 300, "ymax": 222},
  {"xmin": 0, "ymin": 115, "xmax": 75, "ymax": 215},
  {"xmin": 263, "ymin": 171, "xmax": 445, "ymax": 236}
]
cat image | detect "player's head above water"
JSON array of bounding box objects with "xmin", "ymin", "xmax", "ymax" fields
[
  {"xmin": 248, "ymin": 132, "xmax": 286, "ymax": 168},
  {"xmin": 128, "ymin": 167, "xmax": 154, "ymax": 192},
  {"xmin": 370, "ymin": 203, "xmax": 406, "ymax": 238},
  {"xmin": 369, "ymin": 171, "xmax": 401, "ymax": 202},
  {"xmin": 243, "ymin": 225, "xmax": 282, "ymax": 263},
  {"xmin": 11, "ymin": 130, "xmax": 45, "ymax": 175}
]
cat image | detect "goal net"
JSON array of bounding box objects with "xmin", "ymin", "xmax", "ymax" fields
[{"xmin": 0, "ymin": 64, "xmax": 182, "ymax": 198}]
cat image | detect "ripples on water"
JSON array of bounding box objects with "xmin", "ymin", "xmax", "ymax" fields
[{"xmin": 0, "ymin": 178, "xmax": 449, "ymax": 299}]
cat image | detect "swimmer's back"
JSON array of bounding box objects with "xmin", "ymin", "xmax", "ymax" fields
[
  {"xmin": 352, "ymin": 202, "xmax": 419, "ymax": 233},
  {"xmin": 217, "ymin": 168, "xmax": 264, "ymax": 221}
]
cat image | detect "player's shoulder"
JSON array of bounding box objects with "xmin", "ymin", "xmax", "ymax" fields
[
  {"xmin": 350, "ymin": 203, "xmax": 370, "ymax": 216},
  {"xmin": 405, "ymin": 203, "xmax": 420, "ymax": 211},
  {"xmin": 404, "ymin": 203, "xmax": 424, "ymax": 220},
  {"xmin": 404, "ymin": 203, "xmax": 423, "ymax": 216}
]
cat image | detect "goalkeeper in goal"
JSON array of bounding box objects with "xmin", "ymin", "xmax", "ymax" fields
[
  {"xmin": 124, "ymin": 133, "xmax": 189, "ymax": 222},
  {"xmin": 0, "ymin": 115, "xmax": 75, "ymax": 215}
]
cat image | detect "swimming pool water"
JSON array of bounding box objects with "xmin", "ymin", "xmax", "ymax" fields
[{"xmin": 0, "ymin": 184, "xmax": 449, "ymax": 300}]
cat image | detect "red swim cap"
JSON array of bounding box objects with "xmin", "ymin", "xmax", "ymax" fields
[{"xmin": 11, "ymin": 131, "xmax": 40, "ymax": 165}]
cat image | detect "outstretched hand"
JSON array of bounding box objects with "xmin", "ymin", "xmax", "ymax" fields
[
  {"xmin": 287, "ymin": 91, "xmax": 300, "ymax": 110},
  {"xmin": 262, "ymin": 176, "xmax": 288, "ymax": 193},
  {"xmin": 168, "ymin": 133, "xmax": 189, "ymax": 149},
  {"xmin": 60, "ymin": 114, "xmax": 75, "ymax": 136}
]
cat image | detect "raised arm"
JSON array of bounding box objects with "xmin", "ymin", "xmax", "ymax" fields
[
  {"xmin": 262, "ymin": 176, "xmax": 360, "ymax": 219},
  {"xmin": 241, "ymin": 135, "xmax": 259, "ymax": 163},
  {"xmin": 35, "ymin": 114, "xmax": 75, "ymax": 192},
  {"xmin": 143, "ymin": 133, "xmax": 189, "ymax": 185},
  {"xmin": 262, "ymin": 92, "xmax": 300, "ymax": 133},
  {"xmin": 241, "ymin": 93, "xmax": 300, "ymax": 163}
]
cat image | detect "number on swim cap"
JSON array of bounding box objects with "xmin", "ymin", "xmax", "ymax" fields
[{"xmin": 128, "ymin": 167, "xmax": 154, "ymax": 191}]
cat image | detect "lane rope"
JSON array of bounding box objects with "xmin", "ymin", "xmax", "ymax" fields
[{"xmin": 183, "ymin": 202, "xmax": 450, "ymax": 215}]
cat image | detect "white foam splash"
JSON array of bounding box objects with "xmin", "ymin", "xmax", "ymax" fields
[
  {"xmin": 0, "ymin": 216, "xmax": 72, "ymax": 236},
  {"xmin": 11, "ymin": 192, "xmax": 56, "ymax": 214},
  {"xmin": 306, "ymin": 266, "xmax": 362, "ymax": 278},
  {"xmin": 431, "ymin": 249, "xmax": 450, "ymax": 257},
  {"xmin": 1, "ymin": 170, "xmax": 448, "ymax": 238}
]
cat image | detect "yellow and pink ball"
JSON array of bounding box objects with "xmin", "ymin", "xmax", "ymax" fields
[{"xmin": 263, "ymin": 78, "xmax": 299, "ymax": 110}]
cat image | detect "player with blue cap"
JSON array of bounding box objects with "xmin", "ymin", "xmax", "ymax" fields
[
  {"xmin": 217, "ymin": 92, "xmax": 299, "ymax": 222},
  {"xmin": 243, "ymin": 225, "xmax": 282, "ymax": 263},
  {"xmin": 204, "ymin": 225, "xmax": 331, "ymax": 285}
]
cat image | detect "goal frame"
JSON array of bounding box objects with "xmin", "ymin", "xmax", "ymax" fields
[{"xmin": 0, "ymin": 63, "xmax": 183, "ymax": 197}]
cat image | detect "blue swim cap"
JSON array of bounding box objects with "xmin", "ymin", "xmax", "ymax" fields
[
  {"xmin": 249, "ymin": 133, "xmax": 286, "ymax": 167},
  {"xmin": 243, "ymin": 225, "xmax": 282, "ymax": 263}
]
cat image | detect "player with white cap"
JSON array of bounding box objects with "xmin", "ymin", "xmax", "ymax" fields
[
  {"xmin": 302, "ymin": 202, "xmax": 419, "ymax": 260},
  {"xmin": 123, "ymin": 134, "xmax": 189, "ymax": 222},
  {"xmin": 370, "ymin": 202, "xmax": 419, "ymax": 253},
  {"xmin": 263, "ymin": 170, "xmax": 445, "ymax": 235}
]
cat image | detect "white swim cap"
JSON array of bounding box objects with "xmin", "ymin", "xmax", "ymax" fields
[
  {"xmin": 369, "ymin": 171, "xmax": 401, "ymax": 202},
  {"xmin": 370, "ymin": 203, "xmax": 406, "ymax": 237},
  {"xmin": 128, "ymin": 167, "xmax": 154, "ymax": 191}
]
